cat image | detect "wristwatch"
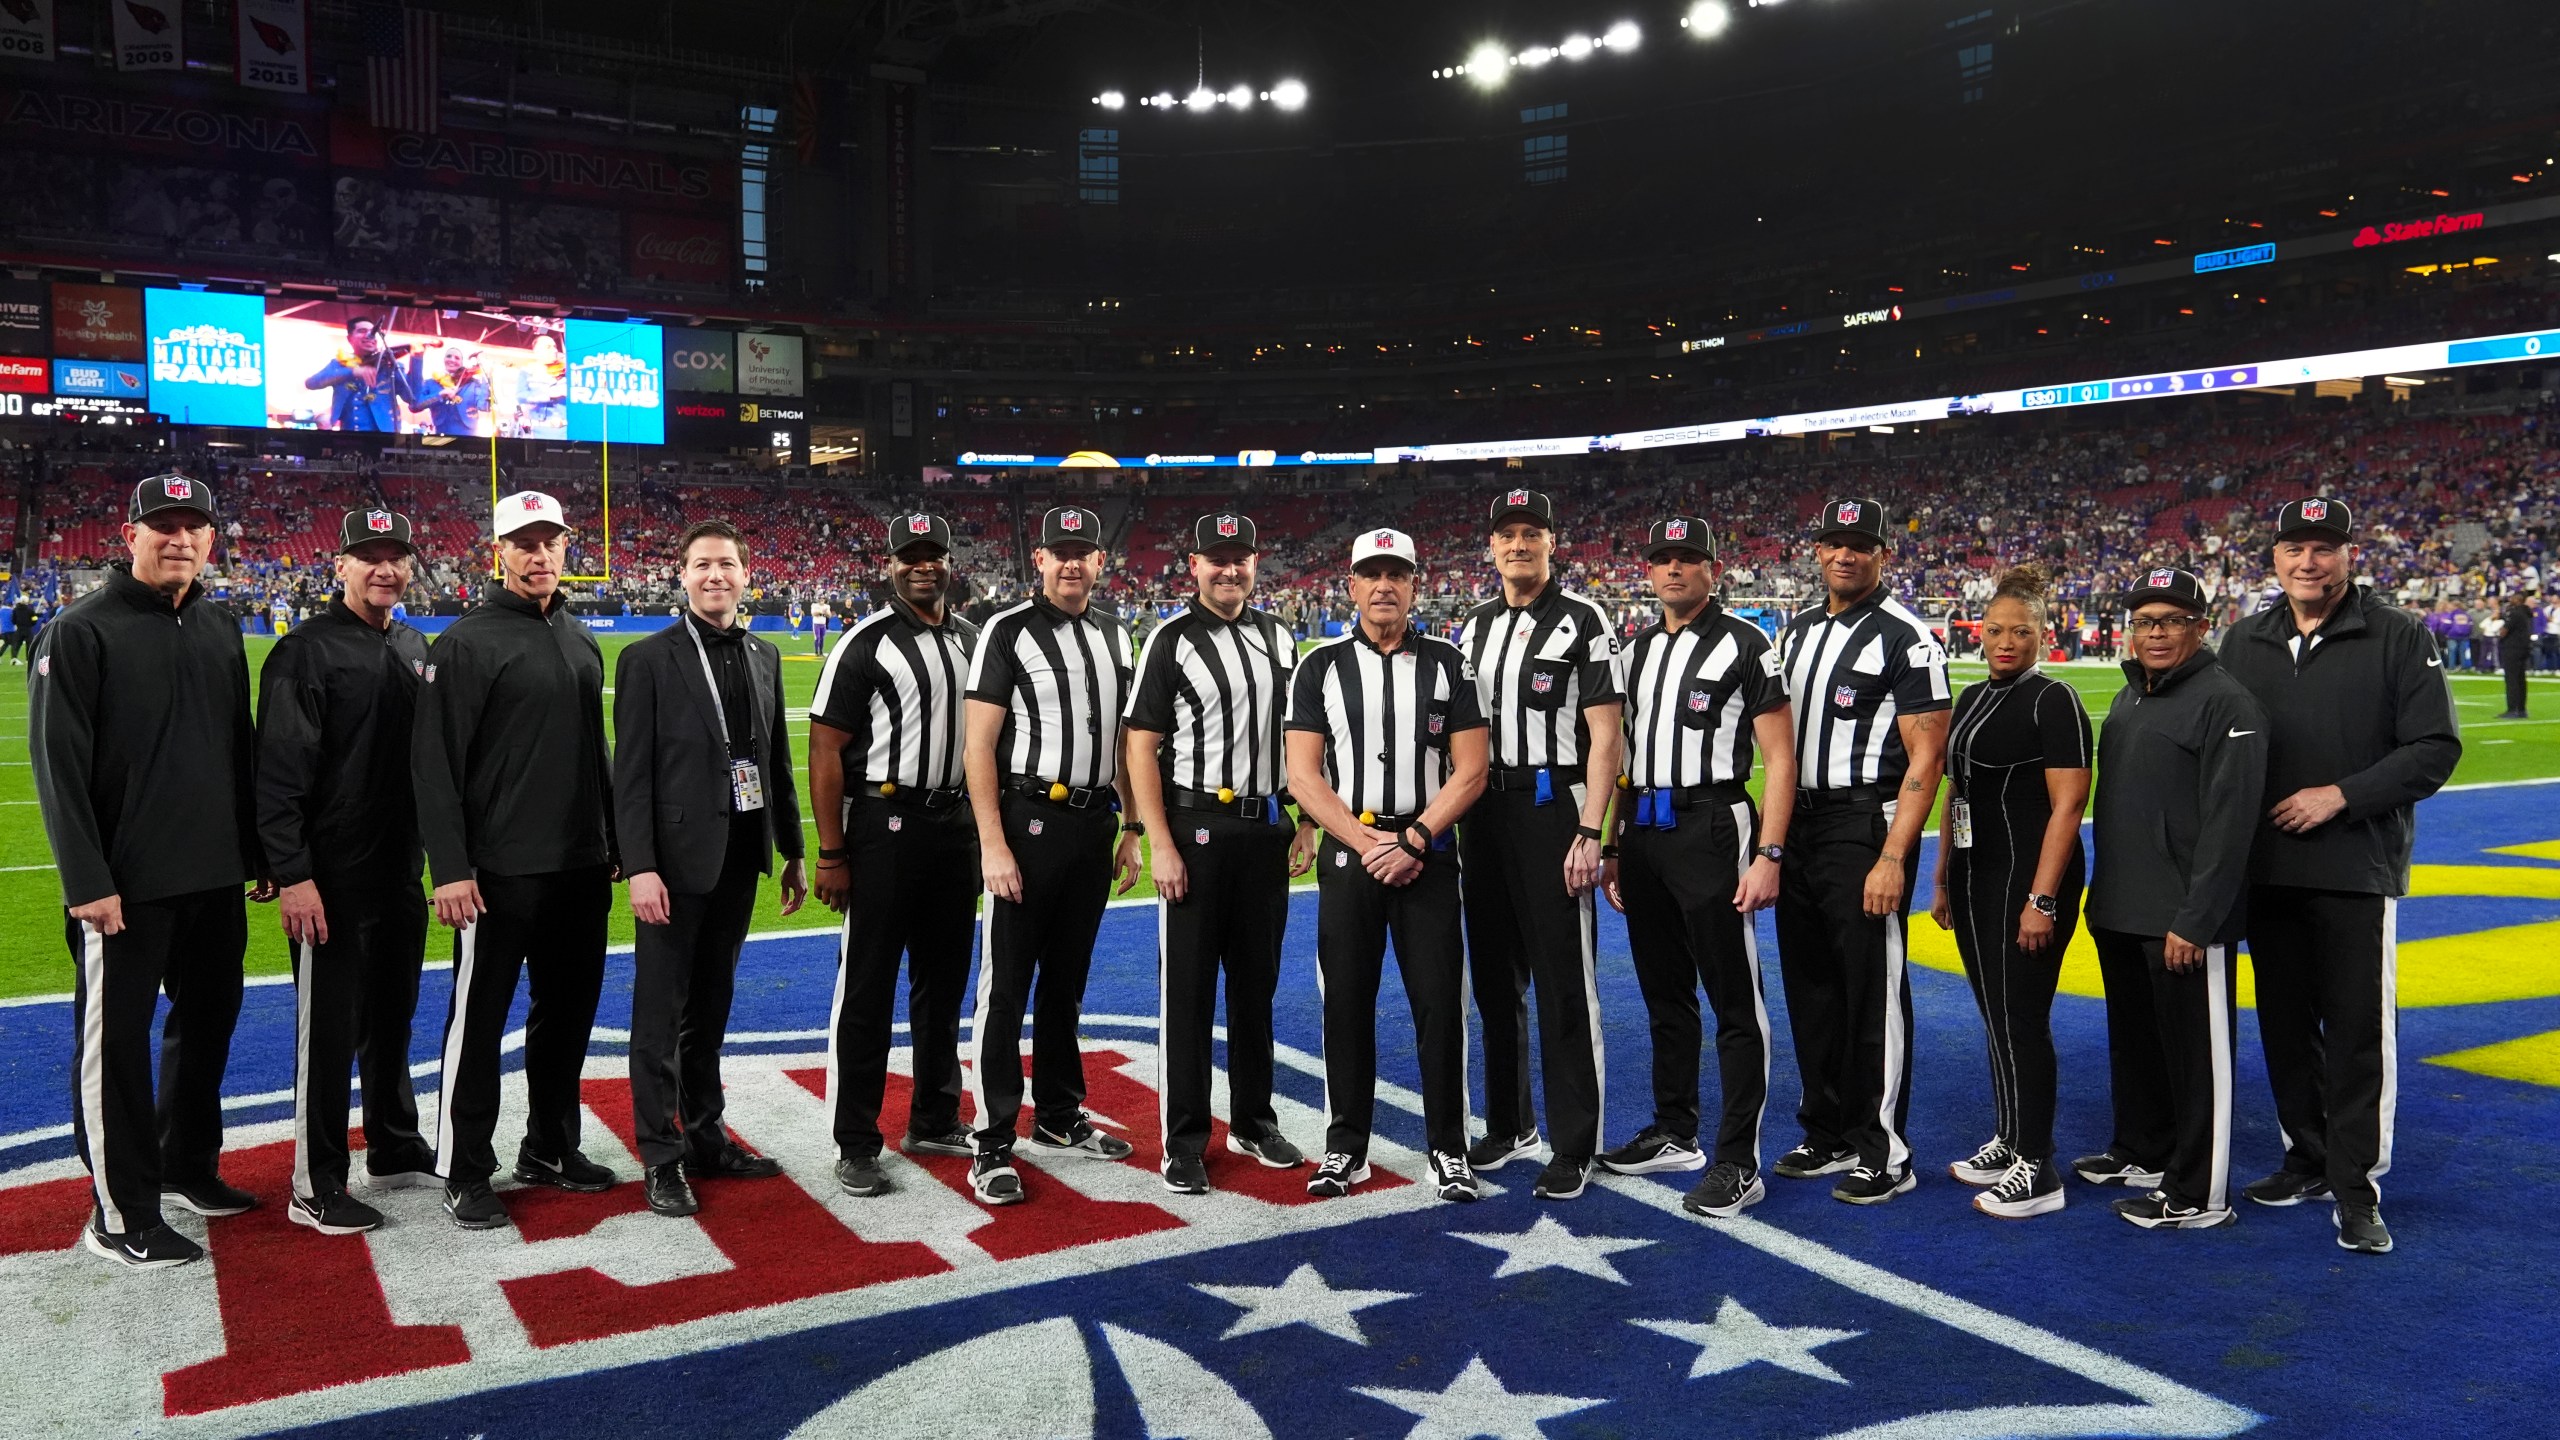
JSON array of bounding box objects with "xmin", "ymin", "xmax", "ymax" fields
[
  {"xmin": 2028, "ymin": 892, "xmax": 2061, "ymax": 918},
  {"xmin": 1121, "ymin": 820, "xmax": 1146, "ymax": 837},
  {"xmin": 1755, "ymin": 845, "xmax": 1785, "ymax": 863}
]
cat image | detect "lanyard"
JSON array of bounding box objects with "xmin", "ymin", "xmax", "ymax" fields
[{"xmin": 686, "ymin": 615, "xmax": 743, "ymax": 753}]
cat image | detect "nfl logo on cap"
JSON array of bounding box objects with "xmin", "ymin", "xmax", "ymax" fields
[
  {"xmin": 2148, "ymin": 567, "xmax": 2175, "ymax": 588},
  {"xmin": 1375, "ymin": 531, "xmax": 1395, "ymax": 548},
  {"xmin": 2302, "ymin": 499, "xmax": 2328, "ymax": 521},
  {"xmin": 1060, "ymin": 510, "xmax": 1084, "ymax": 531},
  {"xmin": 1507, "ymin": 489, "xmax": 1530, "ymax": 507},
  {"xmin": 1838, "ymin": 502, "xmax": 1860, "ymax": 524},
  {"xmin": 522, "ymin": 494, "xmax": 543, "ymax": 512},
  {"xmin": 367, "ymin": 511, "xmax": 393, "ymax": 533},
  {"xmin": 165, "ymin": 477, "xmax": 193, "ymax": 500},
  {"xmin": 1217, "ymin": 515, "xmax": 1239, "ymax": 537},
  {"xmin": 1666, "ymin": 520, "xmax": 1689, "ymax": 541},
  {"xmin": 908, "ymin": 516, "xmax": 931, "ymax": 535}
]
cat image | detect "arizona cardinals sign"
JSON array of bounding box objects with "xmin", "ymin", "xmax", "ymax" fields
[
  {"xmin": 234, "ymin": 0, "xmax": 310, "ymax": 93},
  {"xmin": 112, "ymin": 0, "xmax": 182, "ymax": 71}
]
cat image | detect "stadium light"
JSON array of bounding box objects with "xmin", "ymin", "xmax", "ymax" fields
[
  {"xmin": 1271, "ymin": 78, "xmax": 1308, "ymax": 109},
  {"xmin": 1521, "ymin": 45, "xmax": 1555, "ymax": 67},
  {"xmin": 1465, "ymin": 42, "xmax": 1509, "ymax": 88},
  {"xmin": 1559, "ymin": 34, "xmax": 1593, "ymax": 60},
  {"xmin": 1184, "ymin": 86, "xmax": 1215, "ymax": 111},
  {"xmin": 1224, "ymin": 84, "xmax": 1253, "ymax": 107},
  {"xmin": 1094, "ymin": 90, "xmax": 1126, "ymax": 109},
  {"xmin": 1603, "ymin": 21, "xmax": 1642, "ymax": 50},
  {"xmin": 1682, "ymin": 1, "xmax": 1732, "ymax": 36}
]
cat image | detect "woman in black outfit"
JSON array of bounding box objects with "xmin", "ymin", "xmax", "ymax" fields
[{"xmin": 1928, "ymin": 564, "xmax": 2093, "ymax": 1219}]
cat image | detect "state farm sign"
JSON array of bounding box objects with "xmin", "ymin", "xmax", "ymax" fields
[{"xmin": 2351, "ymin": 210, "xmax": 2485, "ymax": 247}]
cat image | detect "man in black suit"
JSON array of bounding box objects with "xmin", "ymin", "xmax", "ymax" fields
[
  {"xmin": 615, "ymin": 520, "xmax": 809, "ymax": 1217},
  {"xmin": 2499, "ymin": 588, "xmax": 2535, "ymax": 719}
]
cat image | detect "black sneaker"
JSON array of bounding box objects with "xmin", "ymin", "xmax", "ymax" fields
[
  {"xmin": 1028, "ymin": 1116, "xmax": 1135, "ymax": 1161},
  {"xmin": 1534, "ymin": 1154, "xmax": 1592, "ymax": 1201},
  {"xmin": 1683, "ymin": 1162, "xmax": 1765, "ymax": 1220},
  {"xmin": 2111, "ymin": 1190, "xmax": 2236, "ymax": 1230},
  {"xmin": 689, "ymin": 1142, "xmax": 784, "ymax": 1180},
  {"xmin": 1773, "ymin": 1140, "xmax": 1858, "ymax": 1179},
  {"xmin": 834, "ymin": 1156, "xmax": 891, "ymax": 1198},
  {"xmin": 2070, "ymin": 1150, "xmax": 2165, "ymax": 1189},
  {"xmin": 1973, "ymin": 1158, "xmax": 2065, "ymax": 1219},
  {"xmin": 644, "ymin": 1163, "xmax": 699, "ymax": 1218},
  {"xmin": 443, "ymin": 1180, "xmax": 510, "ymax": 1230},
  {"xmin": 1466, "ymin": 1131, "xmax": 1543, "ymax": 1172},
  {"xmin": 1161, "ymin": 1153, "xmax": 1210, "ymax": 1195},
  {"xmin": 1598, "ymin": 1127, "xmax": 1706, "ymax": 1176},
  {"xmin": 2334, "ymin": 1201, "xmax": 2393, "ymax": 1254},
  {"xmin": 1306, "ymin": 1152, "xmax": 1370, "ymax": 1197},
  {"xmin": 85, "ymin": 1223, "xmax": 203, "ymax": 1270},
  {"xmin": 1832, "ymin": 1165, "xmax": 1917, "ymax": 1205},
  {"xmin": 363, "ymin": 1148, "xmax": 441, "ymax": 1190},
  {"xmin": 2242, "ymin": 1169, "xmax": 2331, "ymax": 1208},
  {"xmin": 1948, "ymin": 1137, "xmax": 2015, "ymax": 1187},
  {"xmin": 970, "ymin": 1151, "xmax": 1025, "ymax": 1207},
  {"xmin": 1429, "ymin": 1151, "xmax": 1482, "ymax": 1203},
  {"xmin": 514, "ymin": 1148, "xmax": 615, "ymax": 1193},
  {"xmin": 900, "ymin": 1125, "xmax": 976, "ymax": 1157},
  {"xmin": 289, "ymin": 1188, "xmax": 384, "ymax": 1235},
  {"xmin": 162, "ymin": 1173, "xmax": 257, "ymax": 1217},
  {"xmin": 1226, "ymin": 1129, "xmax": 1304, "ymax": 1168}
]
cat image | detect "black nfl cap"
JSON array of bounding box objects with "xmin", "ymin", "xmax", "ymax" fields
[
  {"xmin": 1643, "ymin": 515, "xmax": 1717, "ymax": 563},
  {"xmin": 1814, "ymin": 496, "xmax": 1889, "ymax": 544},
  {"xmin": 340, "ymin": 507, "xmax": 418, "ymax": 555},
  {"xmin": 887, "ymin": 512, "xmax": 953, "ymax": 556},
  {"xmin": 1486, "ymin": 487, "xmax": 1556, "ymax": 530},
  {"xmin": 1040, "ymin": 505, "xmax": 1103, "ymax": 549},
  {"xmin": 1191, "ymin": 511, "xmax": 1260, "ymax": 552},
  {"xmin": 2274, "ymin": 495, "xmax": 2354, "ymax": 544},
  {"xmin": 129, "ymin": 472, "xmax": 216, "ymax": 524},
  {"xmin": 2123, "ymin": 565, "xmax": 2210, "ymax": 613}
]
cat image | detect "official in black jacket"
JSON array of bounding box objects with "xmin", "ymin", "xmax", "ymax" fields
[
  {"xmin": 31, "ymin": 474, "xmax": 266, "ymax": 1269},
  {"xmin": 2080, "ymin": 567, "xmax": 2268, "ymax": 1231},
  {"xmin": 2221, "ymin": 497, "xmax": 2460, "ymax": 1255},
  {"xmin": 413, "ymin": 490, "xmax": 618, "ymax": 1231},
  {"xmin": 2498, "ymin": 588, "xmax": 2535, "ymax": 719},
  {"xmin": 615, "ymin": 520, "xmax": 807, "ymax": 1218},
  {"xmin": 257, "ymin": 508, "xmax": 435, "ymax": 1237}
]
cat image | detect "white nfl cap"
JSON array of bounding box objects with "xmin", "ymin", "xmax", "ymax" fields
[
  {"xmin": 495, "ymin": 490, "xmax": 568, "ymax": 538},
  {"xmin": 1352, "ymin": 527, "xmax": 1419, "ymax": 569}
]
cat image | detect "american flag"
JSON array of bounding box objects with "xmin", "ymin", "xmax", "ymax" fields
[{"xmin": 362, "ymin": 3, "xmax": 439, "ymax": 134}]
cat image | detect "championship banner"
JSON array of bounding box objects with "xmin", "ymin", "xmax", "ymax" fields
[
  {"xmin": 111, "ymin": 0, "xmax": 184, "ymax": 72},
  {"xmin": 234, "ymin": 0, "xmax": 310, "ymax": 94},
  {"xmin": 0, "ymin": 0, "xmax": 54, "ymax": 63}
]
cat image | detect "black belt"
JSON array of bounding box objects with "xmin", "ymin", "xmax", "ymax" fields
[
  {"xmin": 860, "ymin": 783, "xmax": 966, "ymax": 812},
  {"xmin": 1485, "ymin": 765, "xmax": 1553, "ymax": 792},
  {"xmin": 1169, "ymin": 786, "xmax": 1280, "ymax": 820},
  {"xmin": 1007, "ymin": 776, "xmax": 1115, "ymax": 811},
  {"xmin": 1635, "ymin": 781, "xmax": 1750, "ymax": 810},
  {"xmin": 1798, "ymin": 783, "xmax": 1889, "ymax": 808}
]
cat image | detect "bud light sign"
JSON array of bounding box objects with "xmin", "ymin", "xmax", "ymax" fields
[
  {"xmin": 143, "ymin": 289, "xmax": 267, "ymax": 428},
  {"xmin": 565, "ymin": 317, "xmax": 665, "ymax": 444}
]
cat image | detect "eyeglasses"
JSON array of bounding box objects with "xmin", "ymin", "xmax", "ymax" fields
[{"xmin": 2127, "ymin": 614, "xmax": 2203, "ymax": 635}]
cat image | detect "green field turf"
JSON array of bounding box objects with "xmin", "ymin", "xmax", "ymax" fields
[{"xmin": 1, "ymin": 632, "xmax": 2555, "ymax": 1000}]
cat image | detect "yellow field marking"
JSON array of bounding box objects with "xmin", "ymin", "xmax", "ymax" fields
[{"xmin": 2427, "ymin": 1029, "xmax": 2560, "ymax": 1088}]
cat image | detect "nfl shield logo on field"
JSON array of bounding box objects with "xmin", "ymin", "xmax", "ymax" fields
[
  {"xmin": 1838, "ymin": 501, "xmax": 1859, "ymax": 523},
  {"xmin": 1028, "ymin": 819, "xmax": 1045, "ymax": 837},
  {"xmin": 888, "ymin": 815, "xmax": 903, "ymax": 832},
  {"xmin": 1531, "ymin": 672, "xmax": 1554, "ymax": 694},
  {"xmin": 1689, "ymin": 689, "xmax": 1712, "ymax": 713},
  {"xmin": 367, "ymin": 511, "xmax": 393, "ymax": 532},
  {"xmin": 1216, "ymin": 515, "xmax": 1239, "ymax": 538},
  {"xmin": 2302, "ymin": 498, "xmax": 2328, "ymax": 521},
  {"xmin": 2148, "ymin": 567, "xmax": 2175, "ymax": 588},
  {"xmin": 1835, "ymin": 684, "xmax": 1858, "ymax": 709},
  {"xmin": 1194, "ymin": 827, "xmax": 1210, "ymax": 845}
]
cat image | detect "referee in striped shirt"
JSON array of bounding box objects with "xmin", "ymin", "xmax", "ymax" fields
[
  {"xmin": 1599, "ymin": 517, "xmax": 1795, "ymax": 1220},
  {"xmin": 959, "ymin": 505, "xmax": 1146, "ymax": 1207},
  {"xmin": 1773, "ymin": 498, "xmax": 1951, "ymax": 1205},
  {"xmin": 1124, "ymin": 512, "xmax": 1322, "ymax": 1196},
  {"xmin": 1286, "ymin": 527, "xmax": 1489, "ymax": 1203},
  {"xmin": 809, "ymin": 513, "xmax": 981, "ymax": 1199},
  {"xmin": 1458, "ymin": 487, "xmax": 1624, "ymax": 1201}
]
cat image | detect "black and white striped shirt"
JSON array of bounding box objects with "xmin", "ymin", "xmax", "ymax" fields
[
  {"xmin": 1618, "ymin": 604, "xmax": 1789, "ymax": 788},
  {"xmin": 1778, "ymin": 587, "xmax": 1951, "ymax": 790},
  {"xmin": 1286, "ymin": 628, "xmax": 1485, "ymax": 817},
  {"xmin": 810, "ymin": 597, "xmax": 979, "ymax": 790},
  {"xmin": 966, "ymin": 596, "xmax": 1134, "ymax": 790},
  {"xmin": 1458, "ymin": 584, "xmax": 1621, "ymax": 769},
  {"xmin": 1124, "ymin": 600, "xmax": 1297, "ymax": 797}
]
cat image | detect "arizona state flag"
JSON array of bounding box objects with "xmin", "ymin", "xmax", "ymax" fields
[{"xmin": 112, "ymin": 0, "xmax": 183, "ymax": 71}]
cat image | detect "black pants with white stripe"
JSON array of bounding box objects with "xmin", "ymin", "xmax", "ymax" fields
[
  {"xmin": 1158, "ymin": 809, "xmax": 1291, "ymax": 1161},
  {"xmin": 972, "ymin": 796, "xmax": 1117, "ymax": 1152},
  {"xmin": 828, "ymin": 797, "xmax": 979, "ymax": 1159},
  {"xmin": 432, "ymin": 865, "xmax": 612, "ymax": 1185},
  {"xmin": 2092, "ymin": 927, "xmax": 2236, "ymax": 1211},
  {"xmin": 2248, "ymin": 887, "xmax": 2396, "ymax": 1206},
  {"xmin": 64, "ymin": 887, "xmax": 246, "ymax": 1237},
  {"xmin": 1619, "ymin": 799, "xmax": 1770, "ymax": 1170},
  {"xmin": 291, "ymin": 883, "xmax": 429, "ymax": 1199},
  {"xmin": 1948, "ymin": 841, "xmax": 2083, "ymax": 1163},
  {"xmin": 1315, "ymin": 837, "xmax": 1468, "ymax": 1163},
  {"xmin": 1461, "ymin": 786, "xmax": 1604, "ymax": 1160},
  {"xmin": 628, "ymin": 826, "xmax": 764, "ymax": 1169},
  {"xmin": 1774, "ymin": 794, "xmax": 1916, "ymax": 1175}
]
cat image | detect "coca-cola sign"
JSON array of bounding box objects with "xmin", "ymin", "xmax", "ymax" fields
[{"xmin": 625, "ymin": 211, "xmax": 731, "ymax": 285}]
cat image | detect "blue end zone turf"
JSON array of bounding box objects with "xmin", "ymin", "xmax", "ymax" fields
[{"xmin": 2, "ymin": 783, "xmax": 2555, "ymax": 1435}]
